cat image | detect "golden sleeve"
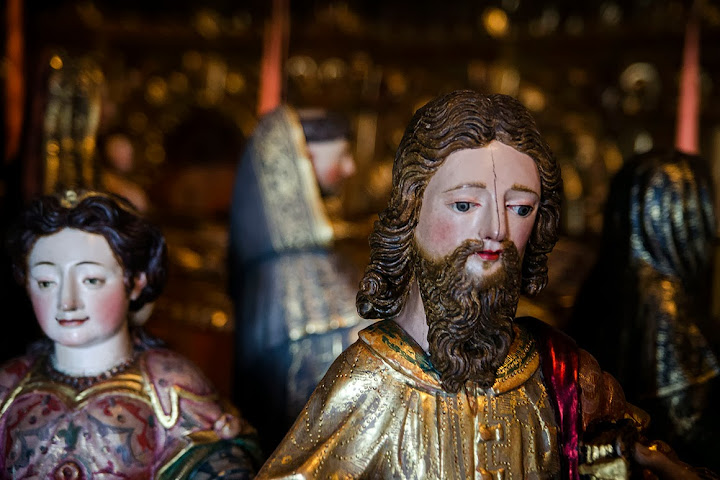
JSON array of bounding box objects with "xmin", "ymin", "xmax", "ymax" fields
[{"xmin": 256, "ymin": 341, "xmax": 404, "ymax": 479}]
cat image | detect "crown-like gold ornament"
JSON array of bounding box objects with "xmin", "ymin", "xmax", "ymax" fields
[{"xmin": 60, "ymin": 189, "xmax": 79, "ymax": 208}]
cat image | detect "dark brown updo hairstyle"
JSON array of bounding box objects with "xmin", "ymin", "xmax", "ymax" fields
[
  {"xmin": 6, "ymin": 190, "xmax": 167, "ymax": 312},
  {"xmin": 357, "ymin": 90, "xmax": 562, "ymax": 319}
]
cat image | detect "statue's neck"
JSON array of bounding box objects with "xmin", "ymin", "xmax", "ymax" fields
[
  {"xmin": 394, "ymin": 280, "xmax": 430, "ymax": 352},
  {"xmin": 53, "ymin": 325, "xmax": 133, "ymax": 377}
]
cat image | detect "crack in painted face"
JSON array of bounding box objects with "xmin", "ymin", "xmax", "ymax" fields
[{"xmin": 414, "ymin": 141, "xmax": 541, "ymax": 281}]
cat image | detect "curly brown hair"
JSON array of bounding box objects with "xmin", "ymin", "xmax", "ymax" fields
[{"xmin": 357, "ymin": 90, "xmax": 562, "ymax": 319}]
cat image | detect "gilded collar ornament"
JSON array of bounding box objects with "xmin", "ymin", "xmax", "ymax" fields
[{"xmin": 360, "ymin": 320, "xmax": 539, "ymax": 394}]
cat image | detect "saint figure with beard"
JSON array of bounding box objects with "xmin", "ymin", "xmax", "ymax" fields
[{"xmin": 256, "ymin": 91, "xmax": 710, "ymax": 480}]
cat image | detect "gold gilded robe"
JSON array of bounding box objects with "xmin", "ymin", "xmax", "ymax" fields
[{"xmin": 258, "ymin": 320, "xmax": 631, "ymax": 479}]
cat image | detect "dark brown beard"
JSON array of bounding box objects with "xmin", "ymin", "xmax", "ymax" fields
[{"xmin": 415, "ymin": 239, "xmax": 521, "ymax": 393}]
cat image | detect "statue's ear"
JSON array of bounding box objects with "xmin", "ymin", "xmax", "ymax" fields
[{"xmin": 130, "ymin": 272, "xmax": 147, "ymax": 301}]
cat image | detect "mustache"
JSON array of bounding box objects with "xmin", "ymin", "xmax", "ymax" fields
[{"xmin": 416, "ymin": 239, "xmax": 517, "ymax": 292}]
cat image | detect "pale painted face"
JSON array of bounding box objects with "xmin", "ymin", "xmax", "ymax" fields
[
  {"xmin": 414, "ymin": 141, "xmax": 541, "ymax": 278},
  {"xmin": 307, "ymin": 138, "xmax": 356, "ymax": 195},
  {"xmin": 26, "ymin": 228, "xmax": 144, "ymax": 349}
]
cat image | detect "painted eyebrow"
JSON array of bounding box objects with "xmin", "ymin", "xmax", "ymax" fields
[
  {"xmin": 30, "ymin": 261, "xmax": 55, "ymax": 268},
  {"xmin": 30, "ymin": 261, "xmax": 104, "ymax": 268},
  {"xmin": 442, "ymin": 182, "xmax": 539, "ymax": 197},
  {"xmin": 442, "ymin": 182, "xmax": 487, "ymax": 193},
  {"xmin": 510, "ymin": 184, "xmax": 540, "ymax": 197},
  {"xmin": 76, "ymin": 261, "xmax": 103, "ymax": 266}
]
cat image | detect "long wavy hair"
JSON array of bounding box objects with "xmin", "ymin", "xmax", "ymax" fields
[
  {"xmin": 592, "ymin": 149, "xmax": 715, "ymax": 312},
  {"xmin": 357, "ymin": 90, "xmax": 562, "ymax": 319},
  {"xmin": 6, "ymin": 190, "xmax": 167, "ymax": 312},
  {"xmin": 571, "ymin": 150, "xmax": 716, "ymax": 380}
]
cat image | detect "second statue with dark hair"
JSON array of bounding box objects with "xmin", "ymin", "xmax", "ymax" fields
[{"xmin": 1, "ymin": 191, "xmax": 261, "ymax": 479}]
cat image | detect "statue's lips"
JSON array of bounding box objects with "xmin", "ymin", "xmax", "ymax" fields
[
  {"xmin": 475, "ymin": 250, "xmax": 501, "ymax": 261},
  {"xmin": 56, "ymin": 317, "xmax": 89, "ymax": 327}
]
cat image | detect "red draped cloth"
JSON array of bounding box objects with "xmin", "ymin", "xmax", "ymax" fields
[{"xmin": 517, "ymin": 317, "xmax": 581, "ymax": 480}]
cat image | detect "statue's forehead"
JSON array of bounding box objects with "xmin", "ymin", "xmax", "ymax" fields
[
  {"xmin": 28, "ymin": 228, "xmax": 119, "ymax": 269},
  {"xmin": 426, "ymin": 142, "xmax": 540, "ymax": 191}
]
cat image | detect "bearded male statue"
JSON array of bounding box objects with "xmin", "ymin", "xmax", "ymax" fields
[{"xmin": 256, "ymin": 90, "xmax": 709, "ymax": 479}]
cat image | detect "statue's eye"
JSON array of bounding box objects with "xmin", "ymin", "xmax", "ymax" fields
[
  {"xmin": 37, "ymin": 280, "xmax": 54, "ymax": 289},
  {"xmin": 451, "ymin": 202, "xmax": 473, "ymax": 213},
  {"xmin": 83, "ymin": 277, "xmax": 105, "ymax": 287},
  {"xmin": 510, "ymin": 205, "xmax": 534, "ymax": 217}
]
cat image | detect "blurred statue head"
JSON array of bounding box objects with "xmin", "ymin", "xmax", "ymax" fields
[{"xmin": 298, "ymin": 109, "xmax": 356, "ymax": 196}]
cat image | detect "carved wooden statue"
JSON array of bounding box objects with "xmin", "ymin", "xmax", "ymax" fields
[
  {"xmin": 1, "ymin": 190, "xmax": 260, "ymax": 479},
  {"xmin": 257, "ymin": 91, "xmax": 713, "ymax": 480}
]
